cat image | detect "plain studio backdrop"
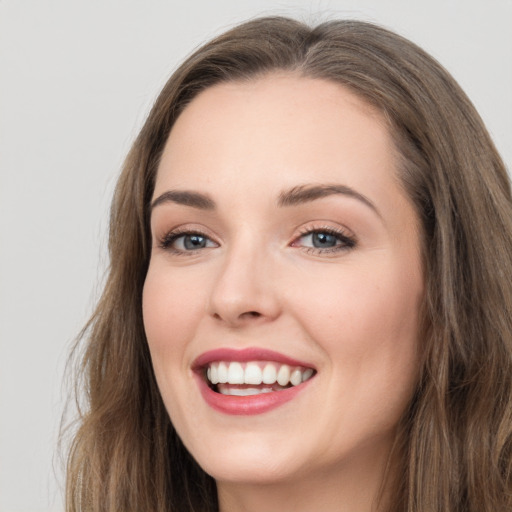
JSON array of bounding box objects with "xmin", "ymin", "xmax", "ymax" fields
[{"xmin": 0, "ymin": 1, "xmax": 510, "ymax": 511}]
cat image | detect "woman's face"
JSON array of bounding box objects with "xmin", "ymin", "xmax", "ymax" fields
[{"xmin": 143, "ymin": 75, "xmax": 424, "ymax": 487}]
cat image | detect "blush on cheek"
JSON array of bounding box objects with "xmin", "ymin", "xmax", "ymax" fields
[{"xmin": 143, "ymin": 269, "xmax": 208, "ymax": 373}]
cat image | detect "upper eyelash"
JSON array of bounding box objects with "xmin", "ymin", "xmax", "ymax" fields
[
  {"xmin": 295, "ymin": 226, "xmax": 357, "ymax": 251},
  {"xmin": 157, "ymin": 225, "xmax": 357, "ymax": 255},
  {"xmin": 158, "ymin": 229, "xmax": 213, "ymax": 252}
]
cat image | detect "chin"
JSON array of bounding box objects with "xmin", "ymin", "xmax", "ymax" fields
[
  {"xmin": 185, "ymin": 436, "xmax": 306, "ymax": 484},
  {"xmin": 203, "ymin": 459, "xmax": 299, "ymax": 485}
]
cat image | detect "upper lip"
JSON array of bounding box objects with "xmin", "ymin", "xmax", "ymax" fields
[{"xmin": 192, "ymin": 347, "xmax": 316, "ymax": 371}]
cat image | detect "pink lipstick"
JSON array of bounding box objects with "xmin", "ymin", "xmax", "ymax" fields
[{"xmin": 193, "ymin": 348, "xmax": 316, "ymax": 415}]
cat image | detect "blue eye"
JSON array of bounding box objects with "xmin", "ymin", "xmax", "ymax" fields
[
  {"xmin": 160, "ymin": 231, "xmax": 217, "ymax": 253},
  {"xmin": 180, "ymin": 234, "xmax": 210, "ymax": 250},
  {"xmin": 295, "ymin": 229, "xmax": 356, "ymax": 253},
  {"xmin": 309, "ymin": 232, "xmax": 339, "ymax": 248}
]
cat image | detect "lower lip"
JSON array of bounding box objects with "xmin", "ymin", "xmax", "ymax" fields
[{"xmin": 195, "ymin": 374, "xmax": 312, "ymax": 415}]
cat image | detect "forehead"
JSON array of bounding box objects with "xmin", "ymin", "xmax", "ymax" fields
[{"xmin": 155, "ymin": 75, "xmax": 399, "ymax": 208}]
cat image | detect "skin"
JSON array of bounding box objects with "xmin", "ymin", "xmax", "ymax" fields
[{"xmin": 143, "ymin": 75, "xmax": 424, "ymax": 512}]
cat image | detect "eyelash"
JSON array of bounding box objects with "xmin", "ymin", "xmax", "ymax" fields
[
  {"xmin": 158, "ymin": 228, "xmax": 216, "ymax": 255},
  {"xmin": 158, "ymin": 226, "xmax": 357, "ymax": 256},
  {"xmin": 294, "ymin": 226, "xmax": 357, "ymax": 254}
]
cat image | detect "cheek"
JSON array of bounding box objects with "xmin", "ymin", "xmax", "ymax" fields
[
  {"xmin": 142, "ymin": 264, "xmax": 212, "ymax": 429},
  {"xmin": 142, "ymin": 264, "xmax": 206, "ymax": 367},
  {"xmin": 292, "ymin": 256, "xmax": 423, "ymax": 383}
]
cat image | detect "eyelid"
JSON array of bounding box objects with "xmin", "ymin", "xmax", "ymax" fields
[
  {"xmin": 156, "ymin": 225, "xmax": 220, "ymax": 254},
  {"xmin": 155, "ymin": 222, "xmax": 356, "ymax": 257},
  {"xmin": 290, "ymin": 223, "xmax": 357, "ymax": 254}
]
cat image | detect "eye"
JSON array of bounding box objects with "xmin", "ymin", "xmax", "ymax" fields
[
  {"xmin": 302, "ymin": 232, "xmax": 339, "ymax": 248},
  {"xmin": 292, "ymin": 227, "xmax": 356, "ymax": 254},
  {"xmin": 159, "ymin": 230, "xmax": 218, "ymax": 254}
]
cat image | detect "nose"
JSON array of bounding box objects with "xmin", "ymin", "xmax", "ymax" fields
[{"xmin": 207, "ymin": 241, "xmax": 281, "ymax": 327}]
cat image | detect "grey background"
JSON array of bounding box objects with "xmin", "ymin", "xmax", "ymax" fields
[{"xmin": 1, "ymin": 1, "xmax": 510, "ymax": 510}]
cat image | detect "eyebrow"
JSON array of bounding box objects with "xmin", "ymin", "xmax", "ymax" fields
[
  {"xmin": 151, "ymin": 190, "xmax": 216, "ymax": 211},
  {"xmin": 151, "ymin": 183, "xmax": 380, "ymax": 217},
  {"xmin": 277, "ymin": 184, "xmax": 380, "ymax": 217}
]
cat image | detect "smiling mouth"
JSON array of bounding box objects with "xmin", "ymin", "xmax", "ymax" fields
[{"xmin": 204, "ymin": 361, "xmax": 316, "ymax": 396}]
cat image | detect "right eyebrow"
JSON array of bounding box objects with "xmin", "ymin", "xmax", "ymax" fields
[
  {"xmin": 151, "ymin": 190, "xmax": 216, "ymax": 211},
  {"xmin": 277, "ymin": 183, "xmax": 381, "ymax": 219}
]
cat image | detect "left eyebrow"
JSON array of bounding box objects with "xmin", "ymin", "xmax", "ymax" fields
[
  {"xmin": 277, "ymin": 184, "xmax": 381, "ymax": 218},
  {"xmin": 151, "ymin": 190, "xmax": 216, "ymax": 211}
]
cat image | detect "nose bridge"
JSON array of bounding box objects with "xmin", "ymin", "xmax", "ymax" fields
[{"xmin": 208, "ymin": 228, "xmax": 279, "ymax": 324}]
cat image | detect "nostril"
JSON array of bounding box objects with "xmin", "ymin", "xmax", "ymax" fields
[{"xmin": 212, "ymin": 311, "xmax": 261, "ymax": 321}]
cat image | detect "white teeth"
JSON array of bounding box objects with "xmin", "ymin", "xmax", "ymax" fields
[
  {"xmin": 277, "ymin": 365, "xmax": 291, "ymax": 386},
  {"xmin": 244, "ymin": 362, "xmax": 263, "ymax": 384},
  {"xmin": 210, "ymin": 363, "xmax": 219, "ymax": 384},
  {"xmin": 220, "ymin": 387, "xmax": 273, "ymax": 396},
  {"xmin": 218, "ymin": 362, "xmax": 228, "ymax": 383},
  {"xmin": 205, "ymin": 360, "xmax": 315, "ymax": 388},
  {"xmin": 227, "ymin": 362, "xmax": 244, "ymax": 384},
  {"xmin": 290, "ymin": 369, "xmax": 302, "ymax": 386},
  {"xmin": 262, "ymin": 363, "xmax": 277, "ymax": 384},
  {"xmin": 302, "ymin": 368, "xmax": 314, "ymax": 382}
]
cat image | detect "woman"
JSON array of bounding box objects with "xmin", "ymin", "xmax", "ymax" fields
[{"xmin": 65, "ymin": 16, "xmax": 512, "ymax": 512}]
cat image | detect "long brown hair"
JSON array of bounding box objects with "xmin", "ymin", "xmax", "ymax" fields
[{"xmin": 64, "ymin": 16, "xmax": 512, "ymax": 511}]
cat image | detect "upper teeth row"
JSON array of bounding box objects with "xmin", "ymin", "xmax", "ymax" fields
[{"xmin": 206, "ymin": 361, "xmax": 314, "ymax": 387}]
